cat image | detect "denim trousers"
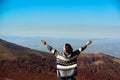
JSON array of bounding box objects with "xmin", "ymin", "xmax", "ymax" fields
[{"xmin": 59, "ymin": 76, "xmax": 75, "ymax": 80}]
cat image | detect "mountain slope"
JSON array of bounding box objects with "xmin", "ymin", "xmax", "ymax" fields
[
  {"xmin": 0, "ymin": 39, "xmax": 120, "ymax": 80},
  {"xmin": 0, "ymin": 39, "xmax": 53, "ymax": 60},
  {"xmin": 77, "ymin": 53, "xmax": 120, "ymax": 80},
  {"xmin": 0, "ymin": 39, "xmax": 57, "ymax": 80}
]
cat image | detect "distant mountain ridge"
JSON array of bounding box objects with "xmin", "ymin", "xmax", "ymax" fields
[
  {"xmin": 0, "ymin": 39, "xmax": 120, "ymax": 80},
  {"xmin": 0, "ymin": 35, "xmax": 120, "ymax": 58}
]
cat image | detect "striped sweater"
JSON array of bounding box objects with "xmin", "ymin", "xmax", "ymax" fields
[{"xmin": 46, "ymin": 44, "xmax": 87, "ymax": 77}]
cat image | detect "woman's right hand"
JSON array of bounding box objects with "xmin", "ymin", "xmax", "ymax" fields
[{"xmin": 86, "ymin": 40, "xmax": 92, "ymax": 46}]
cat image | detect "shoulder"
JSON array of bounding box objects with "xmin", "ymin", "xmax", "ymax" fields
[{"xmin": 72, "ymin": 49, "xmax": 80, "ymax": 55}]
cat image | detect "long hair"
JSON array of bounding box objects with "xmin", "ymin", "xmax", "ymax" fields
[{"xmin": 64, "ymin": 43, "xmax": 73, "ymax": 53}]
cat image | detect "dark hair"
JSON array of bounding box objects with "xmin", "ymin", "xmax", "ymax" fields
[{"xmin": 64, "ymin": 43, "xmax": 73, "ymax": 53}]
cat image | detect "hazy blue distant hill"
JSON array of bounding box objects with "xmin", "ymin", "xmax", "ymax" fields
[{"xmin": 0, "ymin": 35, "xmax": 120, "ymax": 58}]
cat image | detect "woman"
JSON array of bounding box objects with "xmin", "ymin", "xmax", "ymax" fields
[{"xmin": 41, "ymin": 40, "xmax": 92, "ymax": 80}]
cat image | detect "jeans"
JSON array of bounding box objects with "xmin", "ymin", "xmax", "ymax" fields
[{"xmin": 59, "ymin": 76, "xmax": 75, "ymax": 80}]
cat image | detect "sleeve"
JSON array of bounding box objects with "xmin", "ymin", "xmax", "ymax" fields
[
  {"xmin": 73, "ymin": 45, "xmax": 87, "ymax": 55},
  {"xmin": 46, "ymin": 45, "xmax": 59, "ymax": 56},
  {"xmin": 78, "ymin": 45, "xmax": 87, "ymax": 52}
]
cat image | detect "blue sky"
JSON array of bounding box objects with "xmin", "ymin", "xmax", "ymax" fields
[{"xmin": 0, "ymin": 0, "xmax": 120, "ymax": 38}]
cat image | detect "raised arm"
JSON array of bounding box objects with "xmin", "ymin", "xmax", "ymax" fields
[
  {"xmin": 41, "ymin": 40, "xmax": 58, "ymax": 55},
  {"xmin": 79, "ymin": 40, "xmax": 92, "ymax": 52}
]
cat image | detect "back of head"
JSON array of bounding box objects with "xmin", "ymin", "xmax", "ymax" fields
[{"xmin": 64, "ymin": 43, "xmax": 73, "ymax": 53}]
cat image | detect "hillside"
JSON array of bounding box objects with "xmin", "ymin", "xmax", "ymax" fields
[
  {"xmin": 0, "ymin": 39, "xmax": 57, "ymax": 80},
  {"xmin": 0, "ymin": 39, "xmax": 120, "ymax": 80}
]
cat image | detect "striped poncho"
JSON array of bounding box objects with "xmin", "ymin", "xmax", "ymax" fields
[{"xmin": 46, "ymin": 44, "xmax": 87, "ymax": 77}]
